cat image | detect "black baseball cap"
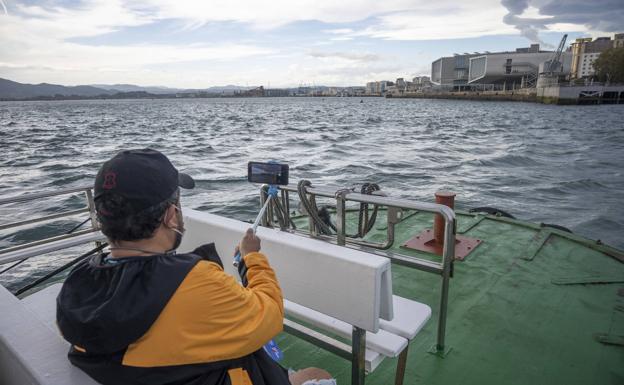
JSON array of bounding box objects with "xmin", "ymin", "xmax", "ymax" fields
[{"xmin": 94, "ymin": 149, "xmax": 195, "ymax": 216}]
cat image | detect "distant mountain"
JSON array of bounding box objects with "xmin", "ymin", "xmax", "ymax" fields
[
  {"xmin": 92, "ymin": 83, "xmax": 256, "ymax": 94},
  {"xmin": 202, "ymin": 85, "xmax": 256, "ymax": 93},
  {"xmin": 0, "ymin": 78, "xmax": 112, "ymax": 99},
  {"xmin": 0, "ymin": 78, "xmax": 270, "ymax": 100},
  {"xmin": 91, "ymin": 84, "xmax": 184, "ymax": 94}
]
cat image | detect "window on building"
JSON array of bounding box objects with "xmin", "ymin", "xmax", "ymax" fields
[
  {"xmin": 505, "ymin": 58, "xmax": 512, "ymax": 74},
  {"xmin": 455, "ymin": 56, "xmax": 467, "ymax": 69}
]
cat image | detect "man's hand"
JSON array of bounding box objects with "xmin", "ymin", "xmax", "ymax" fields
[{"xmin": 238, "ymin": 228, "xmax": 261, "ymax": 258}]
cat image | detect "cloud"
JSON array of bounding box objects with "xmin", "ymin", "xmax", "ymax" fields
[
  {"xmin": 501, "ymin": 0, "xmax": 624, "ymax": 43},
  {"xmin": 1, "ymin": 0, "xmax": 621, "ymax": 87},
  {"xmin": 501, "ymin": 0, "xmax": 548, "ymax": 44},
  {"xmin": 326, "ymin": 2, "xmax": 518, "ymax": 41},
  {"xmin": 13, "ymin": 0, "xmax": 153, "ymax": 38},
  {"xmin": 282, "ymin": 58, "xmax": 412, "ymax": 86},
  {"xmin": 0, "ymin": 0, "xmax": 274, "ymax": 86},
  {"xmin": 538, "ymin": 0, "xmax": 624, "ymax": 32},
  {"xmin": 308, "ymin": 51, "xmax": 381, "ymax": 62},
  {"xmin": 135, "ymin": 0, "xmax": 420, "ymax": 29},
  {"xmin": 323, "ymin": 28, "xmax": 355, "ymax": 35}
]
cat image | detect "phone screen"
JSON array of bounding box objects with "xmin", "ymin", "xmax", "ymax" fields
[{"xmin": 247, "ymin": 162, "xmax": 289, "ymax": 185}]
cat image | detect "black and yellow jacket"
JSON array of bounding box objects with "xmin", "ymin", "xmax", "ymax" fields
[{"xmin": 56, "ymin": 244, "xmax": 290, "ymax": 385}]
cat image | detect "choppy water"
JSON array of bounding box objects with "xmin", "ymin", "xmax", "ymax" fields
[{"xmin": 1, "ymin": 98, "xmax": 623, "ymax": 290}]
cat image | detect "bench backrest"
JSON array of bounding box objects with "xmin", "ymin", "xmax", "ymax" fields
[{"xmin": 180, "ymin": 209, "xmax": 393, "ymax": 332}]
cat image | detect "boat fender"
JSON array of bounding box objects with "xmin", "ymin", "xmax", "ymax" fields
[{"xmin": 469, "ymin": 207, "xmax": 515, "ymax": 219}]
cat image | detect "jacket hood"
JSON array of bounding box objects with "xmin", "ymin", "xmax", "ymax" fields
[{"xmin": 56, "ymin": 252, "xmax": 201, "ymax": 354}]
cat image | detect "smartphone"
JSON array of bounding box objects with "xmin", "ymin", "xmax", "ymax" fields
[{"xmin": 247, "ymin": 161, "xmax": 289, "ymax": 185}]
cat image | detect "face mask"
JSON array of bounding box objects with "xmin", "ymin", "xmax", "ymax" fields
[{"xmin": 166, "ymin": 205, "xmax": 185, "ymax": 254}]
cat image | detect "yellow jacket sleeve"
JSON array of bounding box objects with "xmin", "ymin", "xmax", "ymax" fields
[{"xmin": 122, "ymin": 253, "xmax": 283, "ymax": 367}]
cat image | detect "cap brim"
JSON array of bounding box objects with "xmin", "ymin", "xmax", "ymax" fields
[{"xmin": 178, "ymin": 172, "xmax": 195, "ymax": 189}]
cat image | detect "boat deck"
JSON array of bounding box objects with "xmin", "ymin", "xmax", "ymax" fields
[{"xmin": 279, "ymin": 209, "xmax": 624, "ymax": 384}]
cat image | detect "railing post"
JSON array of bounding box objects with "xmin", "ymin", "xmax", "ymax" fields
[
  {"xmin": 434, "ymin": 215, "xmax": 455, "ymax": 357},
  {"xmin": 84, "ymin": 188, "xmax": 104, "ymax": 251},
  {"xmin": 281, "ymin": 189, "xmax": 290, "ymax": 217},
  {"xmin": 351, "ymin": 326, "xmax": 366, "ymax": 385},
  {"xmin": 335, "ymin": 190, "xmax": 348, "ymax": 246},
  {"xmin": 84, "ymin": 189, "xmax": 99, "ymax": 231}
]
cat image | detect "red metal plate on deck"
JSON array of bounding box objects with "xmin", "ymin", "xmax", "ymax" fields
[{"xmin": 402, "ymin": 229, "xmax": 482, "ymax": 261}]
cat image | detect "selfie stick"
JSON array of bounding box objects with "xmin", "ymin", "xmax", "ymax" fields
[
  {"xmin": 232, "ymin": 185, "xmax": 284, "ymax": 362},
  {"xmin": 233, "ymin": 185, "xmax": 279, "ymax": 267}
]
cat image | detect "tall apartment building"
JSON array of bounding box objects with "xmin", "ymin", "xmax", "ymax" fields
[
  {"xmin": 570, "ymin": 34, "xmax": 624, "ymax": 79},
  {"xmin": 365, "ymin": 80, "xmax": 392, "ymax": 95}
]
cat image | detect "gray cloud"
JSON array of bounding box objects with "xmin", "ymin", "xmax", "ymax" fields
[
  {"xmin": 308, "ymin": 51, "xmax": 381, "ymax": 62},
  {"xmin": 501, "ymin": 0, "xmax": 624, "ymax": 44},
  {"xmin": 501, "ymin": 0, "xmax": 553, "ymax": 45}
]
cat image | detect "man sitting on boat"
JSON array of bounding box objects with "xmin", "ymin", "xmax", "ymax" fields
[{"xmin": 55, "ymin": 149, "xmax": 330, "ymax": 385}]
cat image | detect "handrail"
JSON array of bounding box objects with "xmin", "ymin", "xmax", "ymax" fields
[
  {"xmin": 0, "ymin": 185, "xmax": 92, "ymax": 205},
  {"xmin": 0, "ymin": 208, "xmax": 90, "ymax": 231},
  {"xmin": 0, "ymin": 231, "xmax": 106, "ymax": 265},
  {"xmin": 264, "ymin": 182, "xmax": 456, "ymax": 355},
  {"xmin": 0, "ymin": 185, "xmax": 100, "ymax": 266},
  {"xmin": 0, "ymin": 185, "xmax": 96, "ymax": 232}
]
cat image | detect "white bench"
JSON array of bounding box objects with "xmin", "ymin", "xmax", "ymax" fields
[
  {"xmin": 0, "ymin": 283, "xmax": 100, "ymax": 385},
  {"xmin": 181, "ymin": 210, "xmax": 432, "ymax": 385},
  {"xmin": 0, "ymin": 210, "xmax": 431, "ymax": 385}
]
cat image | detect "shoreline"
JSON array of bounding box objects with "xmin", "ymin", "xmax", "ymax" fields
[
  {"xmin": 2, "ymin": 84, "xmax": 624, "ymax": 105},
  {"xmin": 386, "ymin": 84, "xmax": 624, "ymax": 105}
]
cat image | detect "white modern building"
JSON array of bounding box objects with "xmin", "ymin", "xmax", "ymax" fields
[
  {"xmin": 468, "ymin": 51, "xmax": 572, "ymax": 84},
  {"xmin": 431, "ymin": 44, "xmax": 572, "ymax": 88},
  {"xmin": 431, "ymin": 54, "xmax": 478, "ymax": 86}
]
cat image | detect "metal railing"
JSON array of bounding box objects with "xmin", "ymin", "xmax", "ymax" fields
[
  {"xmin": 261, "ymin": 183, "xmax": 456, "ymax": 354},
  {"xmin": 0, "ymin": 182, "xmax": 457, "ymax": 353},
  {"xmin": 0, "ymin": 186, "xmax": 101, "ymax": 265}
]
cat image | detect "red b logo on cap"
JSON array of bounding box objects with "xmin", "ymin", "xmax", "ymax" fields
[{"xmin": 103, "ymin": 172, "xmax": 117, "ymax": 190}]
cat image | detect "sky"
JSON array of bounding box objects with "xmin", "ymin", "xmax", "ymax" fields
[{"xmin": 0, "ymin": 0, "xmax": 622, "ymax": 88}]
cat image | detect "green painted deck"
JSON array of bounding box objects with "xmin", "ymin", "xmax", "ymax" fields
[{"xmin": 280, "ymin": 209, "xmax": 624, "ymax": 384}]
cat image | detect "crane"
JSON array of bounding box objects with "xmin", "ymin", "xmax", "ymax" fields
[{"xmin": 545, "ymin": 34, "xmax": 568, "ymax": 74}]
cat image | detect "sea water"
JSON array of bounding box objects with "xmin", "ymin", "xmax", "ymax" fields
[{"xmin": 1, "ymin": 97, "xmax": 623, "ymax": 290}]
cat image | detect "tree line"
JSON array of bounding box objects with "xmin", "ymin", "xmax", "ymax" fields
[{"xmin": 593, "ymin": 47, "xmax": 624, "ymax": 83}]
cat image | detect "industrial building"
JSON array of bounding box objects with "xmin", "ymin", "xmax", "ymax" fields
[{"xmin": 431, "ymin": 44, "xmax": 572, "ymax": 88}]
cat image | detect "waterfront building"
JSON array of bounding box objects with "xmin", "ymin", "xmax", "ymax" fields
[
  {"xmin": 431, "ymin": 44, "xmax": 570, "ymax": 89},
  {"xmin": 264, "ymin": 88, "xmax": 291, "ymax": 97},
  {"xmin": 570, "ymin": 34, "xmax": 624, "ymax": 79},
  {"xmin": 365, "ymin": 80, "xmax": 392, "ymax": 95},
  {"xmin": 386, "ymin": 78, "xmax": 409, "ymax": 95},
  {"xmin": 412, "ymin": 76, "xmax": 431, "ymax": 85},
  {"xmin": 366, "ymin": 82, "xmax": 379, "ymax": 95},
  {"xmin": 431, "ymin": 53, "xmax": 478, "ymax": 86},
  {"xmin": 469, "ymin": 51, "xmax": 571, "ymax": 86}
]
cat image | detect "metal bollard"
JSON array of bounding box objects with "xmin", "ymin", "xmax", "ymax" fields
[{"xmin": 434, "ymin": 191, "xmax": 456, "ymax": 247}]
